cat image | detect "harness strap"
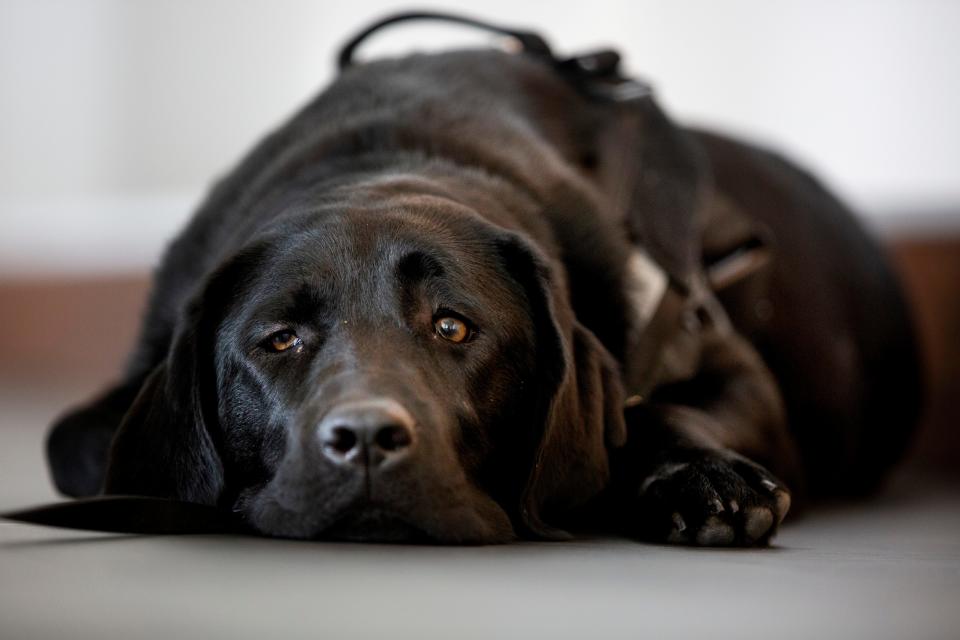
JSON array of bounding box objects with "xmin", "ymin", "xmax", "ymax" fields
[
  {"xmin": 337, "ymin": 10, "xmax": 653, "ymax": 102},
  {"xmin": 338, "ymin": 11, "xmax": 553, "ymax": 70},
  {"xmin": 624, "ymin": 281, "xmax": 689, "ymax": 404}
]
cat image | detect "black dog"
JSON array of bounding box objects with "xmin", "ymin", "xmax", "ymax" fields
[{"xmin": 42, "ymin": 14, "xmax": 920, "ymax": 545}]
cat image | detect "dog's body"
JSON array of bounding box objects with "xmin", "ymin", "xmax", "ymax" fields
[{"xmin": 45, "ymin": 42, "xmax": 920, "ymax": 544}]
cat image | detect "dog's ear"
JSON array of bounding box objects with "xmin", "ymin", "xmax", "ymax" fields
[
  {"xmin": 103, "ymin": 250, "xmax": 260, "ymax": 505},
  {"xmin": 104, "ymin": 310, "xmax": 221, "ymax": 504},
  {"xmin": 104, "ymin": 297, "xmax": 222, "ymax": 504},
  {"xmin": 496, "ymin": 232, "xmax": 627, "ymax": 539}
]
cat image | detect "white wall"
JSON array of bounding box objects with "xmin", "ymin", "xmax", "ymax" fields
[{"xmin": 1, "ymin": 0, "xmax": 958, "ymax": 274}]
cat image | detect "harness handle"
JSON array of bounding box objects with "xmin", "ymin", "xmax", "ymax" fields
[{"xmin": 337, "ymin": 11, "xmax": 554, "ymax": 70}]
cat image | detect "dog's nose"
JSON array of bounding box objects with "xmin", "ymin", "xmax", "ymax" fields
[{"xmin": 318, "ymin": 398, "xmax": 416, "ymax": 467}]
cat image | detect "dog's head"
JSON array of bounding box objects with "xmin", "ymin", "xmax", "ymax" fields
[{"xmin": 104, "ymin": 177, "xmax": 626, "ymax": 543}]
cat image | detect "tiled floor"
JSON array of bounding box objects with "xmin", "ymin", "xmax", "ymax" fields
[{"xmin": 2, "ymin": 383, "xmax": 958, "ymax": 639}]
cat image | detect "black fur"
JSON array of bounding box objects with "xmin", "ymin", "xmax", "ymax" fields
[{"xmin": 45, "ymin": 44, "xmax": 919, "ymax": 544}]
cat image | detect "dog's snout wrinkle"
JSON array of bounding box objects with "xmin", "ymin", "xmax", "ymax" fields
[{"xmin": 317, "ymin": 398, "xmax": 416, "ymax": 468}]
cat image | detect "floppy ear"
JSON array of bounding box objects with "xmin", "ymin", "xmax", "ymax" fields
[
  {"xmin": 101, "ymin": 248, "xmax": 262, "ymax": 505},
  {"xmin": 103, "ymin": 295, "xmax": 223, "ymax": 504},
  {"xmin": 46, "ymin": 251, "xmax": 261, "ymax": 501},
  {"xmin": 497, "ymin": 233, "xmax": 627, "ymax": 539}
]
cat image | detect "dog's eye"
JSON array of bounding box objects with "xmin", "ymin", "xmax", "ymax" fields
[
  {"xmin": 266, "ymin": 330, "xmax": 302, "ymax": 353},
  {"xmin": 434, "ymin": 316, "xmax": 471, "ymax": 343}
]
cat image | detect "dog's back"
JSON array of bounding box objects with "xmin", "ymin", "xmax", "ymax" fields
[{"xmin": 696, "ymin": 131, "xmax": 922, "ymax": 495}]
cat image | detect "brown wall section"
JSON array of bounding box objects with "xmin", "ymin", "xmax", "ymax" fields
[
  {"xmin": 889, "ymin": 238, "xmax": 960, "ymax": 469},
  {"xmin": 0, "ymin": 276, "xmax": 148, "ymax": 385}
]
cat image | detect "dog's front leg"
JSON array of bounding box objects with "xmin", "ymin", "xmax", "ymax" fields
[{"xmin": 610, "ymin": 330, "xmax": 799, "ymax": 546}]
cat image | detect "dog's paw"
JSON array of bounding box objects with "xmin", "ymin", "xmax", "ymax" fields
[{"xmin": 634, "ymin": 451, "xmax": 791, "ymax": 547}]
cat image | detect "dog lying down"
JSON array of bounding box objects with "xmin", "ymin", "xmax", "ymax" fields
[{"xmin": 15, "ymin": 13, "xmax": 921, "ymax": 545}]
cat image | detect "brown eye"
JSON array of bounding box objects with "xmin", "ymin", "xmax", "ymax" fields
[
  {"xmin": 434, "ymin": 316, "xmax": 471, "ymax": 343},
  {"xmin": 267, "ymin": 330, "xmax": 301, "ymax": 352}
]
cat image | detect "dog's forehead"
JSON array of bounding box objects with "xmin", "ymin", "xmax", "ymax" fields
[
  {"xmin": 270, "ymin": 204, "xmax": 498, "ymax": 276},
  {"xmin": 232, "ymin": 204, "xmax": 521, "ymax": 318}
]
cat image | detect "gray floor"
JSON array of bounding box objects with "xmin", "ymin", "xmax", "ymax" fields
[{"xmin": 2, "ymin": 384, "xmax": 958, "ymax": 639}]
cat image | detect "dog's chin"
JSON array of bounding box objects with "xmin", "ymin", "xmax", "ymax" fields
[
  {"xmin": 320, "ymin": 506, "xmax": 434, "ymax": 543},
  {"xmin": 242, "ymin": 492, "xmax": 516, "ymax": 544}
]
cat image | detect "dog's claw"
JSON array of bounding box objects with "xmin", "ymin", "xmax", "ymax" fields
[
  {"xmin": 774, "ymin": 490, "xmax": 791, "ymax": 524},
  {"xmin": 667, "ymin": 512, "xmax": 687, "ymax": 543},
  {"xmin": 696, "ymin": 516, "xmax": 735, "ymax": 546},
  {"xmin": 743, "ymin": 507, "xmax": 774, "ymax": 543}
]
